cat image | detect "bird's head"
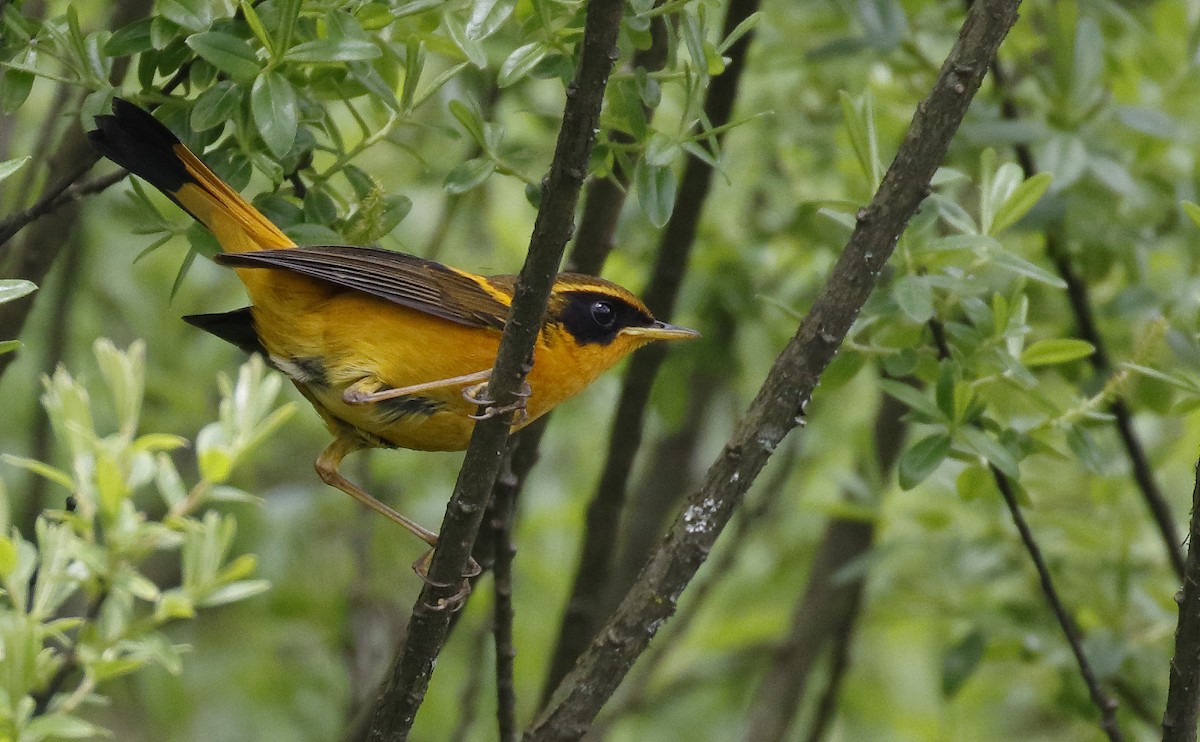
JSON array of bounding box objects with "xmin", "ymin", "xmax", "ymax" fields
[{"xmin": 535, "ymin": 274, "xmax": 699, "ymax": 389}]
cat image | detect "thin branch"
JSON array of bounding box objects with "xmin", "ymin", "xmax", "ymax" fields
[
  {"xmin": 360, "ymin": 0, "xmax": 627, "ymax": 736},
  {"xmin": 540, "ymin": 0, "xmax": 762, "ymax": 700},
  {"xmin": 493, "ymin": 460, "xmax": 519, "ymax": 742},
  {"xmin": 931, "ymin": 316, "xmax": 1124, "ymax": 740},
  {"xmin": 526, "ymin": 2, "xmax": 1023, "ymax": 737},
  {"xmin": 1163, "ymin": 457, "xmax": 1200, "ymax": 742},
  {"xmin": 984, "ymin": 54, "xmax": 1185, "ymax": 578},
  {"xmin": 991, "ymin": 468, "xmax": 1124, "ymax": 741}
]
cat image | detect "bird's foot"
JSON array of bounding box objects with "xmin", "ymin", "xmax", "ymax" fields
[
  {"xmin": 464, "ymin": 381, "xmax": 531, "ymax": 424},
  {"xmin": 411, "ymin": 550, "xmax": 483, "ymax": 612}
]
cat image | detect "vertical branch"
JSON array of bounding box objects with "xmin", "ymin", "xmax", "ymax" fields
[
  {"xmin": 1162, "ymin": 458, "xmax": 1200, "ymax": 742},
  {"xmin": 470, "ymin": 3, "xmax": 671, "ymax": 582},
  {"xmin": 540, "ymin": 0, "xmax": 762, "ymax": 699},
  {"xmin": 527, "ymin": 2, "xmax": 1023, "ymax": 736},
  {"xmin": 493, "ymin": 462, "xmax": 518, "ymax": 742},
  {"xmin": 361, "ymin": 0, "xmax": 627, "ymax": 737}
]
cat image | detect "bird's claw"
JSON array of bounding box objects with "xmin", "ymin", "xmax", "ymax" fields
[
  {"xmin": 411, "ymin": 551, "xmax": 483, "ymax": 613},
  {"xmin": 464, "ymin": 381, "xmax": 531, "ymax": 423}
]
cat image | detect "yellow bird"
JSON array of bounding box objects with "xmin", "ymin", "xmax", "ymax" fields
[{"xmin": 88, "ymin": 98, "xmax": 698, "ymax": 558}]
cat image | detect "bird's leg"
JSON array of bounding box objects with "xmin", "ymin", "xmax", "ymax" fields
[
  {"xmin": 315, "ymin": 435, "xmax": 479, "ymax": 606},
  {"xmin": 342, "ymin": 369, "xmax": 492, "ymax": 405},
  {"xmin": 315, "ymin": 435, "xmax": 438, "ymax": 545}
]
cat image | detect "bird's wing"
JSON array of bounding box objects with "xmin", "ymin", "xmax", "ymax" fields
[{"xmin": 216, "ymin": 246, "xmax": 512, "ymax": 330}]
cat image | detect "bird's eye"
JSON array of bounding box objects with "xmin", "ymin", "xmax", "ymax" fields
[{"xmin": 590, "ymin": 300, "xmax": 616, "ymax": 329}]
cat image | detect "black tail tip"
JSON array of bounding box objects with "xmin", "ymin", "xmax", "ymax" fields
[{"xmin": 88, "ymin": 97, "xmax": 189, "ymax": 192}]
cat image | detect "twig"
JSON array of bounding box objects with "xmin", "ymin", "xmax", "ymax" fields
[
  {"xmin": 540, "ymin": 0, "xmax": 761, "ymax": 699},
  {"xmin": 1163, "ymin": 457, "xmax": 1200, "ymax": 742},
  {"xmin": 930, "ymin": 317, "xmax": 1124, "ymax": 739},
  {"xmin": 493, "ymin": 460, "xmax": 519, "ymax": 742},
  {"xmin": 526, "ymin": 2, "xmax": 1023, "ymax": 736},
  {"xmin": 984, "ymin": 54, "xmax": 1185, "ymax": 578},
  {"xmin": 992, "ymin": 468, "xmax": 1124, "ymax": 741},
  {"xmin": 360, "ymin": 0, "xmax": 627, "ymax": 737}
]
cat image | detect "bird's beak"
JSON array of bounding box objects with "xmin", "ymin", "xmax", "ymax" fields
[{"xmin": 621, "ymin": 320, "xmax": 701, "ymax": 341}]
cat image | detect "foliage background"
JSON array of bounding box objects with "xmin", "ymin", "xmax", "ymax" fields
[{"xmin": 1, "ymin": 0, "xmax": 1198, "ymax": 740}]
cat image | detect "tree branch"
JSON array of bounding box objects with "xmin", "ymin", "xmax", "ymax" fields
[
  {"xmin": 991, "ymin": 468, "xmax": 1124, "ymax": 741},
  {"xmin": 540, "ymin": 0, "xmax": 761, "ymax": 698},
  {"xmin": 360, "ymin": 0, "xmax": 627, "ymax": 737},
  {"xmin": 1163, "ymin": 457, "xmax": 1200, "ymax": 742},
  {"xmin": 526, "ymin": 1, "xmax": 1023, "ymax": 737},
  {"xmin": 493, "ymin": 460, "xmax": 519, "ymax": 742}
]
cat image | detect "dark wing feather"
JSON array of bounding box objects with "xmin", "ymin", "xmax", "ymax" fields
[
  {"xmin": 216, "ymin": 246, "xmax": 510, "ymax": 330},
  {"xmin": 183, "ymin": 307, "xmax": 266, "ymax": 355}
]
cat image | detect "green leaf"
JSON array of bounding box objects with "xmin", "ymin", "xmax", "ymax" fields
[
  {"xmin": 21, "ymin": 713, "xmax": 106, "ymax": 740},
  {"xmin": 104, "ymin": 17, "xmax": 155, "ymax": 56},
  {"xmin": 196, "ymin": 423, "xmax": 232, "ymax": 484},
  {"xmin": 988, "ymin": 247, "xmax": 1067, "ymax": 288},
  {"xmin": 160, "ymin": 0, "xmax": 213, "ymax": 32},
  {"xmin": 636, "ymin": 162, "xmax": 676, "ymax": 228},
  {"xmin": 0, "ymin": 339, "xmax": 20, "ymax": 355},
  {"xmin": 498, "ymin": 42, "xmax": 547, "ymax": 87},
  {"xmin": 988, "ymin": 172, "xmax": 1053, "ymax": 235},
  {"xmin": 1183, "ymin": 201, "xmax": 1200, "ymax": 229},
  {"xmin": 0, "ymin": 157, "xmax": 30, "ymax": 184},
  {"xmin": 1, "ymin": 454, "xmax": 74, "ymax": 491},
  {"xmin": 444, "ymin": 157, "xmax": 494, "ymax": 194},
  {"xmin": 394, "ymin": 0, "xmax": 443, "ymax": 19},
  {"xmin": 0, "ymin": 535, "xmax": 17, "ymax": 577},
  {"xmin": 959, "ymin": 427, "xmax": 1019, "ymax": 478},
  {"xmin": 284, "ymin": 38, "xmax": 380, "ymax": 63},
  {"xmin": 893, "ymin": 274, "xmax": 933, "ymax": 322},
  {"xmin": 898, "ymin": 433, "xmax": 951, "ymax": 490},
  {"xmin": 879, "ymin": 379, "xmax": 942, "ymax": 420},
  {"xmin": 199, "ymin": 579, "xmax": 270, "ymax": 607},
  {"xmin": 240, "ymin": 0, "xmax": 275, "ymax": 57},
  {"xmin": 467, "ymin": 0, "xmax": 516, "ymax": 40},
  {"xmin": 955, "ymin": 465, "xmax": 997, "ymax": 501},
  {"xmin": 0, "ymin": 68, "xmax": 35, "ymax": 114},
  {"xmin": 942, "ymin": 630, "xmax": 986, "ymax": 697},
  {"xmin": 449, "ymin": 99, "xmax": 487, "ymax": 148},
  {"xmin": 251, "ymin": 70, "xmax": 298, "ymax": 158},
  {"xmin": 0, "ymin": 278, "xmax": 36, "ymax": 303},
  {"xmin": 191, "ymin": 80, "xmax": 243, "ymax": 131},
  {"xmin": 186, "ymin": 31, "xmax": 260, "ymax": 81},
  {"xmin": 1019, "ymin": 338, "xmax": 1095, "ymax": 367}
]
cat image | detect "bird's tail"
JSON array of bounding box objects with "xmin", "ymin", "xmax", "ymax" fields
[{"xmin": 88, "ymin": 98, "xmax": 294, "ymax": 254}]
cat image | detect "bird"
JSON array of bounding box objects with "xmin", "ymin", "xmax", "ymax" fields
[{"xmin": 87, "ymin": 98, "xmax": 699, "ymax": 576}]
